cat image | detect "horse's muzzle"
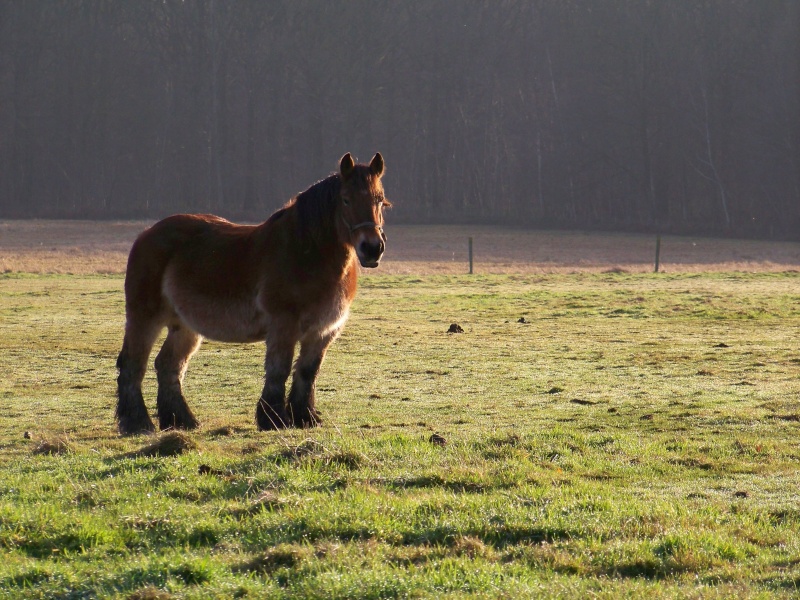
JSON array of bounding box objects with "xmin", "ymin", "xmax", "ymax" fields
[
  {"xmin": 357, "ymin": 237, "xmax": 385, "ymax": 268},
  {"xmin": 348, "ymin": 220, "xmax": 386, "ymax": 268}
]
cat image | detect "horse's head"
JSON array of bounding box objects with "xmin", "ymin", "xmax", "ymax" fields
[{"xmin": 338, "ymin": 152, "xmax": 391, "ymax": 268}]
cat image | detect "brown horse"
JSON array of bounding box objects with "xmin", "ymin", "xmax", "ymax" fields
[{"xmin": 116, "ymin": 153, "xmax": 390, "ymax": 435}]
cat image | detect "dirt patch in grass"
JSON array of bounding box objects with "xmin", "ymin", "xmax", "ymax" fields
[{"xmin": 2, "ymin": 220, "xmax": 798, "ymax": 274}]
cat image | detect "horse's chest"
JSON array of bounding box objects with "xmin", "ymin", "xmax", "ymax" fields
[
  {"xmin": 263, "ymin": 260, "xmax": 357, "ymax": 338},
  {"xmin": 299, "ymin": 291, "xmax": 352, "ymax": 338}
]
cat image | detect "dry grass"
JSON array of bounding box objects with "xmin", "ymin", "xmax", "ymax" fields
[
  {"xmin": 131, "ymin": 431, "xmax": 198, "ymax": 458},
  {"xmin": 1, "ymin": 220, "xmax": 798, "ymax": 275},
  {"xmin": 0, "ymin": 220, "xmax": 139, "ymax": 274},
  {"xmin": 31, "ymin": 436, "xmax": 74, "ymax": 456}
]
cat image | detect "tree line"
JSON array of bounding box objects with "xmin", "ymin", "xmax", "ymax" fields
[{"xmin": 0, "ymin": 1, "xmax": 798, "ymax": 238}]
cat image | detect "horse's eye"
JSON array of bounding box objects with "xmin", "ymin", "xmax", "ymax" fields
[{"xmin": 342, "ymin": 197, "xmax": 349, "ymax": 206}]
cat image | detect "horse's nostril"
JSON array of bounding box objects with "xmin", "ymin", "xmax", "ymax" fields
[{"xmin": 360, "ymin": 240, "xmax": 383, "ymax": 259}]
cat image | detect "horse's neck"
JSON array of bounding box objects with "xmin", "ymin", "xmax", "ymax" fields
[
  {"xmin": 285, "ymin": 206, "xmax": 354, "ymax": 273},
  {"xmin": 304, "ymin": 238, "xmax": 355, "ymax": 272}
]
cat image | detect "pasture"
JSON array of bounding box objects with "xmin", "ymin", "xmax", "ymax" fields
[{"xmin": 1, "ymin": 223, "xmax": 799, "ymax": 598}]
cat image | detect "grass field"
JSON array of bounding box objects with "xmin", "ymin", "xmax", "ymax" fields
[{"xmin": 1, "ymin": 226, "xmax": 799, "ymax": 598}]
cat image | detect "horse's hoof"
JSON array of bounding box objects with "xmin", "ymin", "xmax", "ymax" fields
[
  {"xmin": 160, "ymin": 415, "xmax": 200, "ymax": 431},
  {"xmin": 293, "ymin": 410, "xmax": 322, "ymax": 429},
  {"xmin": 256, "ymin": 405, "xmax": 290, "ymax": 430},
  {"xmin": 160, "ymin": 421, "xmax": 200, "ymax": 432},
  {"xmin": 118, "ymin": 420, "xmax": 156, "ymax": 436},
  {"xmin": 257, "ymin": 416, "xmax": 289, "ymax": 431}
]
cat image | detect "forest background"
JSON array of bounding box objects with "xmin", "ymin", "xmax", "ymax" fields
[{"xmin": 0, "ymin": 1, "xmax": 798, "ymax": 239}]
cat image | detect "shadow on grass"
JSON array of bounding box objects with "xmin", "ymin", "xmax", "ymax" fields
[
  {"xmin": 233, "ymin": 543, "xmax": 312, "ymax": 575},
  {"xmin": 2, "ymin": 567, "xmax": 52, "ymax": 589},
  {"xmin": 404, "ymin": 524, "xmax": 573, "ymax": 548},
  {"xmin": 249, "ymin": 519, "xmax": 573, "ymax": 549},
  {"xmin": 762, "ymin": 575, "xmax": 800, "ymax": 591},
  {"xmin": 603, "ymin": 560, "xmax": 672, "ymax": 580},
  {"xmin": 16, "ymin": 532, "xmax": 94, "ymax": 559},
  {"xmin": 378, "ymin": 474, "xmax": 518, "ymax": 494},
  {"xmin": 114, "ymin": 562, "xmax": 212, "ymax": 595}
]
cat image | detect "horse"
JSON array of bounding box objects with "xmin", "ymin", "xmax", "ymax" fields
[{"xmin": 115, "ymin": 152, "xmax": 390, "ymax": 435}]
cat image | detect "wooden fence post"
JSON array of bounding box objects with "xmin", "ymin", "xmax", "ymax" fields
[
  {"xmin": 468, "ymin": 237, "xmax": 473, "ymax": 274},
  {"xmin": 654, "ymin": 235, "xmax": 662, "ymax": 273}
]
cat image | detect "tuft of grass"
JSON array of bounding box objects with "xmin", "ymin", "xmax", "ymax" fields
[
  {"xmin": 276, "ymin": 439, "xmax": 366, "ymax": 469},
  {"xmin": 207, "ymin": 425, "xmax": 235, "ymax": 437},
  {"xmin": 277, "ymin": 438, "xmax": 325, "ymax": 461},
  {"xmin": 126, "ymin": 587, "xmax": 173, "ymax": 600},
  {"xmin": 132, "ymin": 431, "xmax": 197, "ymax": 457},
  {"xmin": 325, "ymin": 450, "xmax": 365, "ymax": 469},
  {"xmin": 31, "ymin": 436, "xmax": 73, "ymax": 455}
]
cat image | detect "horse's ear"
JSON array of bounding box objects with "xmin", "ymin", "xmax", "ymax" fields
[
  {"xmin": 340, "ymin": 153, "xmax": 355, "ymax": 180},
  {"xmin": 369, "ymin": 152, "xmax": 384, "ymax": 178}
]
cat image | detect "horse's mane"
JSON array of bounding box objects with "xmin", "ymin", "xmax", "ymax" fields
[
  {"xmin": 283, "ymin": 174, "xmax": 341, "ymax": 247},
  {"xmin": 284, "ymin": 166, "xmax": 374, "ymax": 247}
]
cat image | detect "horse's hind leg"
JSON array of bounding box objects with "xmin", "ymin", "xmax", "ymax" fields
[
  {"xmin": 116, "ymin": 321, "xmax": 162, "ymax": 435},
  {"xmin": 288, "ymin": 331, "xmax": 336, "ymax": 428},
  {"xmin": 154, "ymin": 325, "xmax": 202, "ymax": 430}
]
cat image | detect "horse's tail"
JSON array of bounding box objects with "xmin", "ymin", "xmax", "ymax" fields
[{"xmin": 123, "ymin": 218, "xmax": 183, "ymax": 320}]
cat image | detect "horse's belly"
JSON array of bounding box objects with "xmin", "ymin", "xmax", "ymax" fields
[
  {"xmin": 182, "ymin": 300, "xmax": 267, "ymax": 343},
  {"xmin": 191, "ymin": 302, "xmax": 268, "ymax": 343},
  {"xmin": 163, "ymin": 282, "xmax": 267, "ymax": 343},
  {"xmin": 161, "ymin": 268, "xmax": 353, "ymax": 344}
]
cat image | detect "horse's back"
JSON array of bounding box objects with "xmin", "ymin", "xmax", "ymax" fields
[{"xmin": 133, "ymin": 214, "xmax": 250, "ymax": 250}]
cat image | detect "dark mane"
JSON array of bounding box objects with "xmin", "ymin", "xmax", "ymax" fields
[
  {"xmin": 287, "ymin": 173, "xmax": 341, "ymax": 246},
  {"xmin": 287, "ymin": 166, "xmax": 377, "ymax": 246}
]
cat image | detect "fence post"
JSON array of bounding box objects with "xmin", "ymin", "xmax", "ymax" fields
[
  {"xmin": 468, "ymin": 237, "xmax": 473, "ymax": 274},
  {"xmin": 654, "ymin": 235, "xmax": 661, "ymax": 273}
]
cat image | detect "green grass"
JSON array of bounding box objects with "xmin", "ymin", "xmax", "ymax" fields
[{"xmin": 1, "ymin": 271, "xmax": 799, "ymax": 598}]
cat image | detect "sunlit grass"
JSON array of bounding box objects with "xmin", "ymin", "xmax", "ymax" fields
[{"xmin": 0, "ymin": 271, "xmax": 799, "ymax": 598}]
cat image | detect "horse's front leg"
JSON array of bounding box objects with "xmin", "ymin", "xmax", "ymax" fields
[
  {"xmin": 256, "ymin": 334, "xmax": 295, "ymax": 430},
  {"xmin": 288, "ymin": 331, "xmax": 337, "ymax": 428}
]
